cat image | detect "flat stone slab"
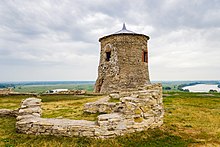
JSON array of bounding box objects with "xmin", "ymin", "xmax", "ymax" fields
[
  {"xmin": 120, "ymin": 97, "xmax": 150, "ymax": 103},
  {"xmin": 0, "ymin": 109, "xmax": 14, "ymax": 116},
  {"xmin": 21, "ymin": 98, "xmax": 41, "ymax": 107},
  {"xmin": 98, "ymin": 113, "xmax": 122, "ymax": 121},
  {"xmin": 18, "ymin": 117, "xmax": 97, "ymax": 127},
  {"xmin": 0, "ymin": 109, "xmax": 18, "ymax": 117}
]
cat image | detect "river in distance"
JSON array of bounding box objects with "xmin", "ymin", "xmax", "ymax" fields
[{"xmin": 182, "ymin": 84, "xmax": 220, "ymax": 92}]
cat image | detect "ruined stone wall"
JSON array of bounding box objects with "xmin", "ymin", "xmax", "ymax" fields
[
  {"xmin": 85, "ymin": 83, "xmax": 163, "ymax": 114},
  {"xmin": 14, "ymin": 83, "xmax": 163, "ymax": 138},
  {"xmin": 0, "ymin": 88, "xmax": 13, "ymax": 95},
  {"xmin": 94, "ymin": 34, "xmax": 150, "ymax": 93},
  {"xmin": 85, "ymin": 83, "xmax": 164, "ymax": 129},
  {"xmin": 0, "ymin": 109, "xmax": 18, "ymax": 117}
]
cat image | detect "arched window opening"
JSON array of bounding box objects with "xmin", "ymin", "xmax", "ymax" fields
[{"xmin": 106, "ymin": 51, "xmax": 111, "ymax": 61}]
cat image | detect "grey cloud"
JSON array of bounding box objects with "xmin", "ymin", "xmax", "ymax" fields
[
  {"xmin": 127, "ymin": 0, "xmax": 220, "ymax": 38},
  {"xmin": 0, "ymin": 0, "xmax": 219, "ymax": 81}
]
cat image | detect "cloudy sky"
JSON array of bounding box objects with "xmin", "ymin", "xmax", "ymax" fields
[{"xmin": 0, "ymin": 0, "xmax": 219, "ymax": 81}]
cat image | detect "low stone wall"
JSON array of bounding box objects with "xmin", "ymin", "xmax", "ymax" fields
[
  {"xmin": 0, "ymin": 83, "xmax": 164, "ymax": 138},
  {"xmin": 14, "ymin": 83, "xmax": 164, "ymax": 138},
  {"xmin": 0, "ymin": 88, "xmax": 13, "ymax": 95},
  {"xmin": 0, "ymin": 109, "xmax": 18, "ymax": 117},
  {"xmin": 84, "ymin": 96, "xmax": 117, "ymax": 113}
]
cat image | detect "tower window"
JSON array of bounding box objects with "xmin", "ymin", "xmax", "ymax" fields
[
  {"xmin": 106, "ymin": 51, "xmax": 111, "ymax": 61},
  {"xmin": 142, "ymin": 51, "xmax": 148, "ymax": 63}
]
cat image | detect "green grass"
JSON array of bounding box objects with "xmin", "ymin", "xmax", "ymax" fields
[
  {"xmin": 108, "ymin": 98, "xmax": 121, "ymax": 103},
  {"xmin": 0, "ymin": 95, "xmax": 25, "ymax": 109},
  {"xmin": 0, "ymin": 92, "xmax": 220, "ymax": 146},
  {"xmin": 163, "ymin": 92, "xmax": 220, "ymax": 146},
  {"xmin": 41, "ymin": 95, "xmax": 103, "ymax": 121},
  {"xmin": 40, "ymin": 94, "xmax": 100, "ymax": 102}
]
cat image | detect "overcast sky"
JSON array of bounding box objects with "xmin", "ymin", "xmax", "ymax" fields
[{"xmin": 0, "ymin": 0, "xmax": 220, "ymax": 81}]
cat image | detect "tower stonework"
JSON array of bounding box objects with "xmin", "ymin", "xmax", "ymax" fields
[{"xmin": 94, "ymin": 24, "xmax": 150, "ymax": 93}]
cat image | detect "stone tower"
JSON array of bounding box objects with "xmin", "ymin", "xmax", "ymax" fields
[{"xmin": 94, "ymin": 23, "xmax": 150, "ymax": 93}]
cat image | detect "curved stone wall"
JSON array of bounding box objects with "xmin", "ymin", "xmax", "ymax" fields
[{"xmin": 13, "ymin": 83, "xmax": 164, "ymax": 138}]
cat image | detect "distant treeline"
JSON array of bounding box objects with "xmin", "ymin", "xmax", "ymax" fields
[
  {"xmin": 0, "ymin": 81, "xmax": 95, "ymax": 88},
  {"xmin": 177, "ymin": 82, "xmax": 202, "ymax": 91},
  {"xmin": 0, "ymin": 83, "xmax": 15, "ymax": 88}
]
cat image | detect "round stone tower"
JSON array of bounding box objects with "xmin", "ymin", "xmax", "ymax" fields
[{"xmin": 94, "ymin": 23, "xmax": 150, "ymax": 93}]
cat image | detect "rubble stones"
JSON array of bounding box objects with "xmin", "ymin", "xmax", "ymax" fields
[
  {"xmin": 0, "ymin": 88, "xmax": 13, "ymax": 95},
  {"xmin": 109, "ymin": 93, "xmax": 120, "ymax": 99}
]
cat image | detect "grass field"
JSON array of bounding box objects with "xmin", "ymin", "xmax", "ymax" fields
[
  {"xmin": 13, "ymin": 84, "xmax": 94, "ymax": 93},
  {"xmin": 0, "ymin": 92, "xmax": 220, "ymax": 146}
]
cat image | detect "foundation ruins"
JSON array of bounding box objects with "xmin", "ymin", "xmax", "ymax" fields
[{"xmin": 14, "ymin": 83, "xmax": 163, "ymax": 138}]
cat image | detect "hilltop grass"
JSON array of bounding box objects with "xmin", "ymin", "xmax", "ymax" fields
[
  {"xmin": 0, "ymin": 95, "xmax": 25, "ymax": 109},
  {"xmin": 0, "ymin": 92, "xmax": 220, "ymax": 146},
  {"xmin": 41, "ymin": 95, "xmax": 103, "ymax": 121},
  {"xmin": 163, "ymin": 92, "xmax": 220, "ymax": 146}
]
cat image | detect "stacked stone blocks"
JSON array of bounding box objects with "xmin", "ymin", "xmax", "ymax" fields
[{"xmin": 14, "ymin": 83, "xmax": 163, "ymax": 138}]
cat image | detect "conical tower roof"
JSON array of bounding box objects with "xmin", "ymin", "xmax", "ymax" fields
[{"xmin": 99, "ymin": 23, "xmax": 150, "ymax": 41}]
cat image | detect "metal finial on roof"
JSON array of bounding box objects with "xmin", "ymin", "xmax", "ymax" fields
[
  {"xmin": 122, "ymin": 23, "xmax": 126, "ymax": 30},
  {"xmin": 99, "ymin": 23, "xmax": 150, "ymax": 41},
  {"xmin": 114, "ymin": 23, "xmax": 135, "ymax": 34}
]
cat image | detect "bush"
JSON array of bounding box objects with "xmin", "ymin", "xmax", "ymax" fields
[
  {"xmin": 163, "ymin": 87, "xmax": 171, "ymax": 90},
  {"xmin": 209, "ymin": 89, "xmax": 217, "ymax": 93}
]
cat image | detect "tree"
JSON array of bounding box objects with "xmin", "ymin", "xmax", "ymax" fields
[
  {"xmin": 163, "ymin": 86, "xmax": 171, "ymax": 90},
  {"xmin": 209, "ymin": 89, "xmax": 217, "ymax": 93},
  {"xmin": 183, "ymin": 89, "xmax": 189, "ymax": 92}
]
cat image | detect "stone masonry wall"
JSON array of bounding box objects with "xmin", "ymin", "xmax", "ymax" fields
[
  {"xmin": 0, "ymin": 88, "xmax": 13, "ymax": 95},
  {"xmin": 14, "ymin": 83, "xmax": 164, "ymax": 138},
  {"xmin": 0, "ymin": 109, "xmax": 18, "ymax": 117},
  {"xmin": 94, "ymin": 34, "xmax": 150, "ymax": 94},
  {"xmin": 85, "ymin": 83, "xmax": 164, "ymax": 129}
]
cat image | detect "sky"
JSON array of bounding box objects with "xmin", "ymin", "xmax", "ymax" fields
[{"xmin": 0, "ymin": 0, "xmax": 220, "ymax": 81}]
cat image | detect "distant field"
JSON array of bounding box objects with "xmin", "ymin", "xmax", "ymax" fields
[
  {"xmin": 0, "ymin": 92, "xmax": 219, "ymax": 146},
  {"xmin": 1, "ymin": 80, "xmax": 219, "ymax": 93},
  {"xmin": 13, "ymin": 84, "xmax": 94, "ymax": 93}
]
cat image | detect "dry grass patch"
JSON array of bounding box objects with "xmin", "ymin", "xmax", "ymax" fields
[
  {"xmin": 0, "ymin": 95, "xmax": 25, "ymax": 109},
  {"xmin": 42, "ymin": 95, "xmax": 104, "ymax": 121}
]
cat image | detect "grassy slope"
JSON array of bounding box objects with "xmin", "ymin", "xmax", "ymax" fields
[{"xmin": 0, "ymin": 92, "xmax": 220, "ymax": 146}]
